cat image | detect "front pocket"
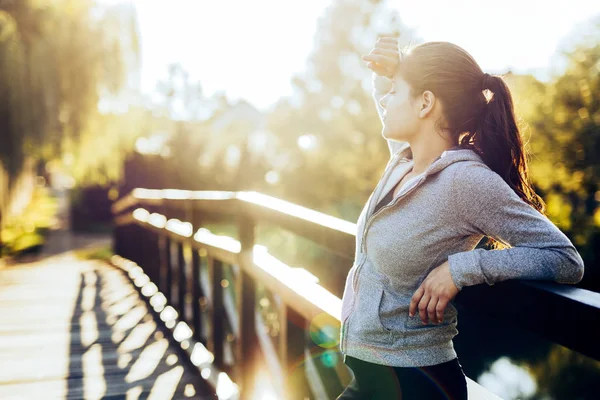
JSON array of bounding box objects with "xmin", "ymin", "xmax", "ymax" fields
[
  {"xmin": 378, "ymin": 289, "xmax": 408, "ymax": 333},
  {"xmin": 348, "ymin": 277, "xmax": 392, "ymax": 346},
  {"xmin": 374, "ymin": 288, "xmax": 389, "ymax": 332},
  {"xmin": 405, "ymin": 307, "xmax": 457, "ymax": 329},
  {"xmin": 406, "ymin": 312, "xmax": 428, "ymax": 328},
  {"xmin": 403, "ymin": 308, "xmax": 459, "ymax": 348}
]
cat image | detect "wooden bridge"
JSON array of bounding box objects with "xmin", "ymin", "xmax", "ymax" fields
[
  {"xmin": 1, "ymin": 187, "xmax": 599, "ymax": 399},
  {"xmin": 0, "ymin": 231, "xmax": 217, "ymax": 399},
  {"xmin": 111, "ymin": 188, "xmax": 600, "ymax": 399}
]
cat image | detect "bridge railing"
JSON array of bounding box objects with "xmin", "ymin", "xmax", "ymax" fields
[{"xmin": 112, "ymin": 188, "xmax": 600, "ymax": 400}]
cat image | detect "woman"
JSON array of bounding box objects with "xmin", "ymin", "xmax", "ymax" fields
[{"xmin": 336, "ymin": 38, "xmax": 585, "ymax": 399}]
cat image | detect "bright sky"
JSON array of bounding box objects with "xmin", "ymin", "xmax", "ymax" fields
[{"xmin": 104, "ymin": 0, "xmax": 600, "ymax": 112}]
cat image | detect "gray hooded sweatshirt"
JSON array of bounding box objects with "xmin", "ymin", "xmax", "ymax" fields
[{"xmin": 338, "ymin": 75, "xmax": 585, "ymax": 367}]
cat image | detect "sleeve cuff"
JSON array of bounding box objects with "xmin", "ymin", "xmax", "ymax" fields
[
  {"xmin": 373, "ymin": 73, "xmax": 392, "ymax": 94},
  {"xmin": 447, "ymin": 250, "xmax": 483, "ymax": 291}
]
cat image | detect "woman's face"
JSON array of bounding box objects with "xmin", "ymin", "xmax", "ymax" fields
[{"xmin": 379, "ymin": 77, "xmax": 420, "ymax": 141}]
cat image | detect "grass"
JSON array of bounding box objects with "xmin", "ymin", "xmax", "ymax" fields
[{"xmin": 74, "ymin": 245, "xmax": 114, "ymax": 261}]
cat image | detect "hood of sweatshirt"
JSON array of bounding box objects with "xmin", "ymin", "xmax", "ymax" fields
[
  {"xmin": 378, "ymin": 142, "xmax": 487, "ymax": 206},
  {"xmin": 395, "ymin": 142, "xmax": 486, "ymax": 174}
]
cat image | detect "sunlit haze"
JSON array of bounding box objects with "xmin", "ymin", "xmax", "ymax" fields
[{"xmin": 100, "ymin": 0, "xmax": 600, "ymax": 111}]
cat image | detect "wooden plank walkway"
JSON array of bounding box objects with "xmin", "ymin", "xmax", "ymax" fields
[{"xmin": 0, "ymin": 252, "xmax": 217, "ymax": 400}]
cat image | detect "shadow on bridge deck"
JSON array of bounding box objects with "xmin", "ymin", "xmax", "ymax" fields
[{"xmin": 0, "ymin": 246, "xmax": 216, "ymax": 399}]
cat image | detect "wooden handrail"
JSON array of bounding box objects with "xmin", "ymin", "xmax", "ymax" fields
[
  {"xmin": 112, "ymin": 189, "xmax": 355, "ymax": 257},
  {"xmin": 124, "ymin": 212, "xmax": 341, "ymax": 323},
  {"xmin": 115, "ymin": 207, "xmax": 501, "ymax": 399},
  {"xmin": 112, "ymin": 188, "xmax": 599, "ymax": 399}
]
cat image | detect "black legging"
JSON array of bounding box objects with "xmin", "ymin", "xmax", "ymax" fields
[{"xmin": 336, "ymin": 355, "xmax": 468, "ymax": 399}]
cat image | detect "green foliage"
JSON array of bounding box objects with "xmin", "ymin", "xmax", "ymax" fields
[
  {"xmin": 0, "ymin": 186, "xmax": 57, "ymax": 256},
  {"xmin": 527, "ymin": 344, "xmax": 600, "ymax": 400},
  {"xmin": 137, "ymin": 5, "xmax": 600, "ymax": 292},
  {"xmin": 263, "ymin": 0, "xmax": 417, "ymax": 221},
  {"xmin": 0, "ymin": 0, "xmax": 140, "ymax": 185},
  {"xmin": 502, "ymin": 22, "xmax": 600, "ymax": 296},
  {"xmin": 75, "ymin": 245, "xmax": 114, "ymax": 261},
  {"xmin": 68, "ymin": 107, "xmax": 150, "ymax": 184},
  {"xmin": 508, "ymin": 18, "xmax": 600, "ymax": 269}
]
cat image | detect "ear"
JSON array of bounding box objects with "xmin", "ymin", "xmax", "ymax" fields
[{"xmin": 418, "ymin": 90, "xmax": 436, "ymax": 119}]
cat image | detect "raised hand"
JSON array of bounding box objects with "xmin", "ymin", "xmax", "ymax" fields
[{"xmin": 362, "ymin": 37, "xmax": 400, "ymax": 78}]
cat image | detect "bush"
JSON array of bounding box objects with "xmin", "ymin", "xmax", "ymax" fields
[{"xmin": 0, "ymin": 187, "xmax": 57, "ymax": 256}]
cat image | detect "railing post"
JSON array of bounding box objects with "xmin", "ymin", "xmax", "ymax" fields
[
  {"xmin": 177, "ymin": 242, "xmax": 186, "ymax": 315},
  {"xmin": 144, "ymin": 205, "xmax": 160, "ymax": 284},
  {"xmin": 112, "ymin": 221, "xmax": 121, "ymax": 257},
  {"xmin": 190, "ymin": 203, "xmax": 204, "ymax": 341},
  {"xmin": 138, "ymin": 224, "xmax": 147, "ymax": 267},
  {"xmin": 150, "ymin": 230, "xmax": 160, "ymax": 285},
  {"xmin": 191, "ymin": 248, "xmax": 203, "ymax": 341},
  {"xmin": 165, "ymin": 236, "xmax": 173, "ymax": 302},
  {"xmin": 211, "ymin": 257, "xmax": 225, "ymax": 369},
  {"xmin": 284, "ymin": 306, "xmax": 311, "ymax": 399},
  {"xmin": 183, "ymin": 245, "xmax": 194, "ymax": 323},
  {"xmin": 237, "ymin": 217, "xmax": 258, "ymax": 397},
  {"xmin": 158, "ymin": 234, "xmax": 168, "ymax": 294},
  {"xmin": 121, "ymin": 224, "xmax": 131, "ymax": 261},
  {"xmin": 170, "ymin": 239, "xmax": 180, "ymax": 308},
  {"xmin": 139, "ymin": 227, "xmax": 151, "ymax": 276}
]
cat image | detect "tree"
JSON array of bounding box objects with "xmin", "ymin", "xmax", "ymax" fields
[
  {"xmin": 0, "ymin": 0, "xmax": 140, "ymax": 248},
  {"xmin": 265, "ymin": 0, "xmax": 417, "ymax": 219},
  {"xmin": 509, "ymin": 17, "xmax": 600, "ymax": 290},
  {"xmin": 0, "ymin": 0, "xmax": 139, "ymax": 172}
]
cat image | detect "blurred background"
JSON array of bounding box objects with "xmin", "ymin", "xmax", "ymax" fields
[{"xmin": 1, "ymin": 0, "xmax": 600, "ymax": 399}]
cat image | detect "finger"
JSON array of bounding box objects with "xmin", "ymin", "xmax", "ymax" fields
[
  {"xmin": 368, "ymin": 51, "xmax": 399, "ymax": 72},
  {"xmin": 409, "ymin": 286, "xmax": 424, "ymax": 317},
  {"xmin": 363, "ymin": 59, "xmax": 395, "ymax": 78},
  {"xmin": 436, "ymin": 297, "xmax": 449, "ymax": 323},
  {"xmin": 418, "ymin": 293, "xmax": 431, "ymax": 324},
  {"xmin": 369, "ymin": 48, "xmax": 400, "ymax": 58},
  {"xmin": 377, "ymin": 37, "xmax": 399, "ymax": 44},
  {"xmin": 362, "ymin": 54, "xmax": 395, "ymax": 64},
  {"xmin": 374, "ymin": 42, "xmax": 399, "ymax": 51},
  {"xmin": 367, "ymin": 63, "xmax": 389, "ymax": 76},
  {"xmin": 362, "ymin": 56, "xmax": 396, "ymax": 76},
  {"xmin": 427, "ymin": 297, "xmax": 439, "ymax": 324}
]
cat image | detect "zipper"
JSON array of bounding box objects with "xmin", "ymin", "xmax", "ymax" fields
[
  {"xmin": 350, "ymin": 157, "xmax": 409, "ymax": 293},
  {"xmin": 352, "ymin": 166, "xmax": 432, "ymax": 293},
  {"xmin": 359, "ymin": 150, "xmax": 453, "ymax": 255},
  {"xmin": 356, "ymin": 148, "xmax": 459, "ymax": 258},
  {"xmin": 344, "ymin": 156, "xmax": 416, "ymax": 353},
  {"xmin": 360, "ymin": 175, "xmax": 425, "ymax": 254},
  {"xmin": 344, "ymin": 149, "xmax": 460, "ymax": 352}
]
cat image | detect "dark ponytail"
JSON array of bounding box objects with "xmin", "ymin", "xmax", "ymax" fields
[
  {"xmin": 398, "ymin": 42, "xmax": 546, "ymax": 217},
  {"xmin": 462, "ymin": 73, "xmax": 546, "ymax": 216}
]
